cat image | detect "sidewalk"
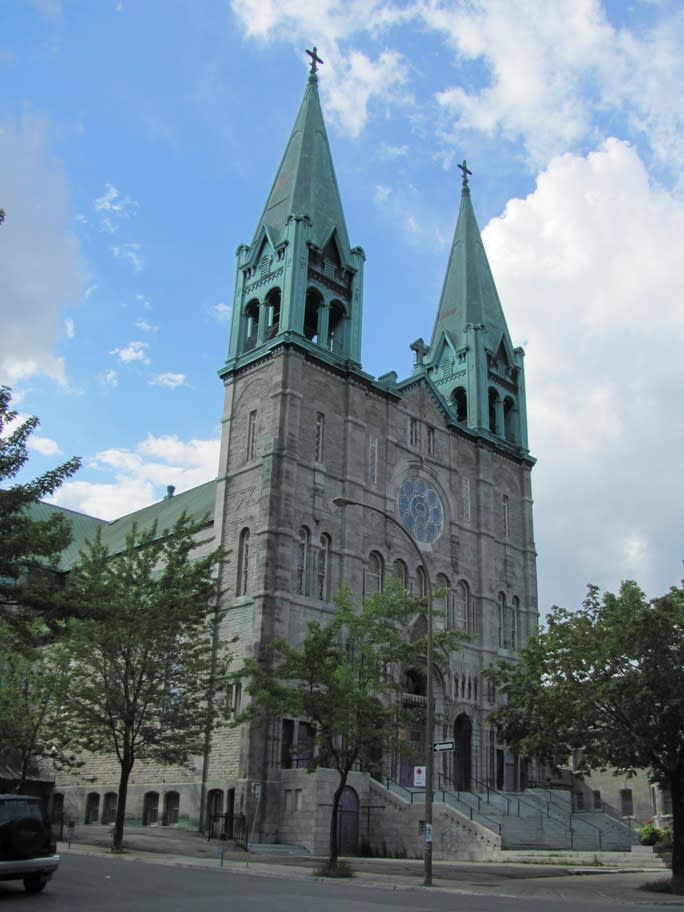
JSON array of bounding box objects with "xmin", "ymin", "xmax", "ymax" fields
[{"xmin": 59, "ymin": 824, "xmax": 676, "ymax": 904}]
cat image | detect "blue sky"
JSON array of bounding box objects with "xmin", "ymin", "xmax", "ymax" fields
[{"xmin": 1, "ymin": 0, "xmax": 683, "ymax": 616}]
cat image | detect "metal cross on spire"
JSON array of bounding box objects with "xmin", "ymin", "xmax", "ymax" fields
[
  {"xmin": 306, "ymin": 46, "xmax": 324, "ymax": 76},
  {"xmin": 457, "ymin": 159, "xmax": 472, "ymax": 190}
]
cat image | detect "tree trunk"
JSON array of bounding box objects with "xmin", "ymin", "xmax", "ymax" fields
[
  {"xmin": 670, "ymin": 765, "xmax": 684, "ymax": 879},
  {"xmin": 328, "ymin": 773, "xmax": 348, "ymax": 868},
  {"xmin": 112, "ymin": 755, "xmax": 134, "ymax": 852}
]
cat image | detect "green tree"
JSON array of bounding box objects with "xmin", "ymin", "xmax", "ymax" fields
[
  {"xmin": 236, "ymin": 581, "xmax": 462, "ymax": 871},
  {"xmin": 0, "ymin": 385, "xmax": 81, "ymax": 641},
  {"xmin": 487, "ymin": 579, "xmax": 684, "ymax": 880},
  {"xmin": 56, "ymin": 515, "xmax": 224, "ymax": 850}
]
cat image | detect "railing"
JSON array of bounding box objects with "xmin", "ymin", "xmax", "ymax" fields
[{"xmin": 207, "ymin": 813, "xmax": 248, "ymax": 849}]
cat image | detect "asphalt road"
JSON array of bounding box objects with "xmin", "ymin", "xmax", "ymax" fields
[{"xmin": 0, "ymin": 853, "xmax": 677, "ymax": 912}]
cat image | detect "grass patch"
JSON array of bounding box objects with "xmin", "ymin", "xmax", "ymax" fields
[
  {"xmin": 314, "ymin": 861, "xmax": 354, "ymax": 878},
  {"xmin": 639, "ymin": 876, "xmax": 684, "ymax": 895}
]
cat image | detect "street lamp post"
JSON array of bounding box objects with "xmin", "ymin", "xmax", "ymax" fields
[{"xmin": 332, "ymin": 496, "xmax": 434, "ymax": 886}]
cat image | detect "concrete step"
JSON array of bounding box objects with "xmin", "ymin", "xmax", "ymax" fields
[{"xmin": 500, "ymin": 846, "xmax": 669, "ymax": 869}]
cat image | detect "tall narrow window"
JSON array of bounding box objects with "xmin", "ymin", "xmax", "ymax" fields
[
  {"xmin": 414, "ymin": 565, "xmax": 426, "ymax": 599},
  {"xmin": 498, "ymin": 592, "xmax": 506, "ymax": 648},
  {"xmin": 502, "ymin": 495, "xmax": 510, "ymax": 538},
  {"xmin": 237, "ymin": 529, "xmax": 250, "ymax": 596},
  {"xmin": 511, "ymin": 596, "xmax": 520, "ymax": 649},
  {"xmin": 295, "ymin": 527, "xmax": 310, "ymax": 595},
  {"xmin": 409, "ymin": 418, "xmax": 419, "ymax": 448},
  {"xmin": 453, "ymin": 580, "xmax": 468, "ymax": 630},
  {"xmin": 315, "ymin": 412, "xmax": 325, "ymax": 462},
  {"xmin": 463, "ymin": 478, "xmax": 471, "ymax": 522},
  {"xmin": 368, "ymin": 438, "xmax": 378, "ymax": 484},
  {"xmin": 426, "ymin": 426, "xmax": 435, "ymax": 456},
  {"xmin": 316, "ymin": 534, "xmax": 330, "ymax": 600},
  {"xmin": 366, "ymin": 551, "xmax": 383, "ymax": 594},
  {"xmin": 435, "ymin": 574, "xmax": 449, "ymax": 619},
  {"xmin": 620, "ymin": 788, "xmax": 634, "ymax": 817},
  {"xmin": 247, "ymin": 410, "xmax": 257, "ymax": 461},
  {"xmin": 392, "ymin": 559, "xmax": 408, "ymax": 589}
]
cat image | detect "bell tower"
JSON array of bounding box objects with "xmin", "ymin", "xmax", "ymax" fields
[{"xmin": 223, "ymin": 48, "xmax": 365, "ymax": 374}]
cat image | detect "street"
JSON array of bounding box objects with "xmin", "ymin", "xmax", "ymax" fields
[{"xmin": 0, "ymin": 853, "xmax": 676, "ymax": 912}]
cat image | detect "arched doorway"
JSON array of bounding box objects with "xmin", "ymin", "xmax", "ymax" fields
[
  {"xmin": 337, "ymin": 786, "xmax": 359, "ymax": 856},
  {"xmin": 453, "ymin": 713, "xmax": 472, "ymax": 791}
]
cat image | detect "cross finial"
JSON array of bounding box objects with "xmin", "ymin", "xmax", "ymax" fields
[
  {"xmin": 457, "ymin": 159, "xmax": 472, "ymax": 190},
  {"xmin": 306, "ymin": 46, "xmax": 324, "ymax": 77}
]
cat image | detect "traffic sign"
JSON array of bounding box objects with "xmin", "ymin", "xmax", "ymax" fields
[{"xmin": 433, "ymin": 740, "xmax": 455, "ymax": 752}]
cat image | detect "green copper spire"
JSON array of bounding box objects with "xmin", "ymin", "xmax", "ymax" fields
[
  {"xmin": 223, "ymin": 49, "xmax": 364, "ymax": 373},
  {"xmin": 424, "ymin": 164, "xmax": 530, "ymax": 452}
]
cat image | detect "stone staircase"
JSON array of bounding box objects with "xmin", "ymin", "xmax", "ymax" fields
[{"xmin": 374, "ymin": 778, "xmax": 641, "ymax": 859}]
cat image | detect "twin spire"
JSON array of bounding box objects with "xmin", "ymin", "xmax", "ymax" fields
[{"xmin": 223, "ymin": 49, "xmax": 529, "ymax": 456}]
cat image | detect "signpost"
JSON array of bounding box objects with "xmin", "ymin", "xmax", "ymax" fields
[{"xmin": 433, "ymin": 740, "xmax": 455, "ymax": 753}]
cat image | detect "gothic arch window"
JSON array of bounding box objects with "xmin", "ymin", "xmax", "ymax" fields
[
  {"xmin": 328, "ymin": 300, "xmax": 346, "ymax": 353},
  {"xmin": 295, "ymin": 527, "xmax": 311, "ymax": 596},
  {"xmin": 366, "ymin": 551, "xmax": 383, "ymax": 594},
  {"xmin": 489, "ymin": 387, "xmax": 499, "ymax": 434},
  {"xmin": 414, "ymin": 565, "xmax": 426, "ymax": 599},
  {"xmin": 410, "ymin": 613, "xmax": 427, "ymax": 642},
  {"xmin": 237, "ymin": 528, "xmax": 250, "ymax": 596},
  {"xmin": 316, "ymin": 534, "xmax": 330, "ymax": 601},
  {"xmin": 392, "ymin": 559, "xmax": 408, "ymax": 589},
  {"xmin": 244, "ymin": 298, "xmax": 260, "ymax": 349},
  {"xmin": 454, "ymin": 387, "xmax": 468, "ymax": 423},
  {"xmin": 304, "ymin": 287, "xmax": 323, "ymax": 342},
  {"xmin": 453, "ymin": 580, "xmax": 469, "ymax": 630},
  {"xmin": 266, "ymin": 287, "xmax": 281, "ymax": 337},
  {"xmin": 503, "ymin": 396, "xmax": 516, "ymax": 443},
  {"xmin": 498, "ymin": 592, "xmax": 506, "ymax": 648},
  {"xmin": 511, "ymin": 596, "xmax": 520, "ymax": 649},
  {"xmin": 435, "ymin": 573, "xmax": 450, "ymax": 619}
]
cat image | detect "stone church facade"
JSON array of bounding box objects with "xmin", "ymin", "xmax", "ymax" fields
[{"xmin": 51, "ymin": 58, "xmax": 539, "ymax": 856}]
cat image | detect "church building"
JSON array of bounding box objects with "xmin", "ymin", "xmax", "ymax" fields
[{"xmin": 51, "ymin": 52, "xmax": 540, "ymax": 858}]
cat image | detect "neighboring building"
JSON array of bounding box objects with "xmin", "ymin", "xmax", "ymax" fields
[{"xmin": 49, "ymin": 57, "xmax": 540, "ymax": 856}]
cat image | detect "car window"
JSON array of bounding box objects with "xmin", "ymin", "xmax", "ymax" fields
[{"xmin": 0, "ymin": 800, "xmax": 43, "ymax": 823}]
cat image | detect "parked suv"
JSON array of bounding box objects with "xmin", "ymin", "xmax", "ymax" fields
[{"xmin": 0, "ymin": 795, "xmax": 60, "ymax": 893}]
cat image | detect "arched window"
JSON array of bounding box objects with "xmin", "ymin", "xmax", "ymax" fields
[
  {"xmin": 328, "ymin": 300, "xmax": 346, "ymax": 353},
  {"xmin": 237, "ymin": 528, "xmax": 250, "ymax": 596},
  {"xmin": 366, "ymin": 551, "xmax": 383, "ymax": 594},
  {"xmin": 143, "ymin": 791, "xmax": 159, "ymax": 826},
  {"xmin": 392, "ymin": 559, "xmax": 408, "ymax": 589},
  {"xmin": 503, "ymin": 396, "xmax": 516, "ymax": 443},
  {"xmin": 102, "ymin": 792, "xmax": 117, "ymax": 825},
  {"xmin": 266, "ymin": 287, "xmax": 281, "ymax": 338},
  {"xmin": 163, "ymin": 791, "xmax": 180, "ymax": 826},
  {"xmin": 498, "ymin": 592, "xmax": 506, "ymax": 648},
  {"xmin": 85, "ymin": 792, "xmax": 100, "ymax": 824},
  {"xmin": 304, "ymin": 288, "xmax": 323, "ymax": 342},
  {"xmin": 414, "ymin": 565, "xmax": 426, "ymax": 599},
  {"xmin": 453, "ymin": 580, "xmax": 469, "ymax": 630},
  {"xmin": 244, "ymin": 299, "xmax": 260, "ymax": 349},
  {"xmin": 435, "ymin": 573, "xmax": 450, "ymax": 620},
  {"xmin": 295, "ymin": 527, "xmax": 310, "ymax": 596},
  {"xmin": 489, "ymin": 388, "xmax": 499, "ymax": 434},
  {"xmin": 453, "ymin": 387, "xmax": 468, "ymax": 423},
  {"xmin": 316, "ymin": 534, "xmax": 330, "ymax": 600},
  {"xmin": 511, "ymin": 596, "xmax": 520, "ymax": 649}
]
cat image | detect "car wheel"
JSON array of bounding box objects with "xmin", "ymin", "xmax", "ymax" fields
[
  {"xmin": 23, "ymin": 874, "xmax": 47, "ymax": 894},
  {"xmin": 6, "ymin": 817, "xmax": 46, "ymax": 859}
]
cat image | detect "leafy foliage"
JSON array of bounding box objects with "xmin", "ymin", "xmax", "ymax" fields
[
  {"xmin": 236, "ymin": 580, "xmax": 463, "ymax": 867},
  {"xmin": 0, "ymin": 386, "xmax": 81, "ymax": 641},
  {"xmin": 55, "ymin": 514, "xmax": 224, "ymax": 848},
  {"xmin": 487, "ymin": 580, "xmax": 684, "ymax": 877}
]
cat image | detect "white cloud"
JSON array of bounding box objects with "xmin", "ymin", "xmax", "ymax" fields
[
  {"xmin": 110, "ymin": 340, "xmax": 150, "ymax": 364},
  {"xmin": 210, "ymin": 302, "xmax": 231, "ymax": 323},
  {"xmin": 101, "ymin": 369, "xmax": 118, "ymax": 387},
  {"xmin": 135, "ymin": 320, "xmax": 157, "ymax": 332},
  {"xmin": 149, "ymin": 373, "xmax": 187, "ymax": 389},
  {"xmin": 112, "ymin": 243, "xmax": 143, "ymax": 272},
  {"xmin": 50, "ymin": 432, "xmax": 220, "ymax": 520},
  {"xmin": 29, "ymin": 435, "xmax": 61, "ymax": 456},
  {"xmin": 373, "ymin": 184, "xmax": 391, "ymax": 204},
  {"xmin": 482, "ymin": 139, "xmax": 684, "ymax": 610},
  {"xmin": 0, "ymin": 116, "xmax": 82, "ymax": 385},
  {"xmin": 65, "ymin": 317, "xmax": 75, "ymax": 338},
  {"xmin": 93, "ymin": 182, "xmax": 139, "ymax": 221}
]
